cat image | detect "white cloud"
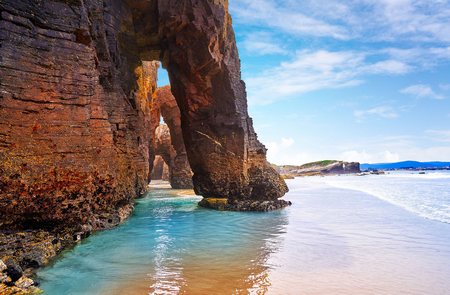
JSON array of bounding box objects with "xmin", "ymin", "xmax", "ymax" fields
[
  {"xmin": 380, "ymin": 46, "xmax": 450, "ymax": 70},
  {"xmin": 266, "ymin": 132, "xmax": 450, "ymax": 165},
  {"xmin": 354, "ymin": 106, "xmax": 398, "ymax": 119},
  {"xmin": 426, "ymin": 130, "xmax": 450, "ymax": 142},
  {"xmin": 246, "ymin": 49, "xmax": 416, "ymax": 105},
  {"xmin": 231, "ymin": 0, "xmax": 349, "ymax": 39},
  {"xmin": 336, "ymin": 133, "xmax": 450, "ymax": 163},
  {"xmin": 266, "ymin": 137, "xmax": 296, "ymax": 163},
  {"xmin": 400, "ymin": 84, "xmax": 445, "ymax": 99},
  {"xmin": 281, "ymin": 137, "xmax": 294, "ymax": 147},
  {"xmin": 231, "ymin": 0, "xmax": 450, "ymax": 43},
  {"xmin": 241, "ymin": 32, "xmax": 287, "ymax": 55},
  {"xmin": 367, "ymin": 0, "xmax": 450, "ymax": 42},
  {"xmin": 363, "ymin": 60, "xmax": 412, "ymax": 74},
  {"xmin": 340, "ymin": 150, "xmax": 400, "ymax": 163},
  {"xmin": 440, "ymin": 84, "xmax": 450, "ymax": 91}
]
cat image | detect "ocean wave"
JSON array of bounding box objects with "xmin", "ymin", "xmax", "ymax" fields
[{"xmin": 318, "ymin": 173, "xmax": 450, "ymax": 224}]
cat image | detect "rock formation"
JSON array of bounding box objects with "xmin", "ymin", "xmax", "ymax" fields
[
  {"xmin": 0, "ymin": 1, "xmax": 157, "ymax": 231},
  {"xmin": 277, "ymin": 161, "xmax": 361, "ymax": 177},
  {"xmin": 0, "ymin": 0, "xmax": 289, "ymax": 223},
  {"xmin": 0, "ymin": 1, "xmax": 289, "ymax": 290},
  {"xmin": 155, "ymin": 1, "xmax": 289, "ymax": 208},
  {"xmin": 150, "ymin": 86, "xmax": 193, "ymax": 189},
  {"xmin": 151, "ymin": 156, "xmax": 170, "ymax": 181},
  {"xmin": 152, "ymin": 123, "xmax": 193, "ymax": 188}
]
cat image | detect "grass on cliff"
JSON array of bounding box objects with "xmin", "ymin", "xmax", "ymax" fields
[{"xmin": 298, "ymin": 160, "xmax": 339, "ymax": 169}]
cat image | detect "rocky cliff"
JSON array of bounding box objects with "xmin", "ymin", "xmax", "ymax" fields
[
  {"xmin": 1, "ymin": 0, "xmax": 288, "ymax": 219},
  {"xmin": 0, "ymin": 0, "xmax": 157, "ymax": 232},
  {"xmin": 156, "ymin": 0, "xmax": 289, "ymax": 208},
  {"xmin": 151, "ymin": 155, "xmax": 170, "ymax": 182},
  {"xmin": 0, "ymin": 1, "xmax": 289, "ymax": 289},
  {"xmin": 278, "ymin": 160, "xmax": 361, "ymax": 177},
  {"xmin": 152, "ymin": 123, "xmax": 193, "ymax": 188},
  {"xmin": 151, "ymin": 86, "xmax": 193, "ymax": 189}
]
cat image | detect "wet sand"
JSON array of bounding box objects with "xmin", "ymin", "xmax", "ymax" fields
[{"xmin": 39, "ymin": 178, "xmax": 450, "ymax": 294}]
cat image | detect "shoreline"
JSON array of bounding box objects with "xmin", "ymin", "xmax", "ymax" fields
[
  {"xmin": 4, "ymin": 176, "xmax": 450, "ymax": 294},
  {"xmin": 0, "ymin": 196, "xmax": 137, "ymax": 294},
  {"xmin": 36, "ymin": 177, "xmax": 450, "ymax": 294}
]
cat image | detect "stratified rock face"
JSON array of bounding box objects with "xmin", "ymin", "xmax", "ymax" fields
[
  {"xmin": 0, "ymin": 1, "xmax": 157, "ymax": 230},
  {"xmin": 0, "ymin": 0, "xmax": 288, "ymax": 234},
  {"xmin": 153, "ymin": 124, "xmax": 176, "ymax": 182},
  {"xmin": 156, "ymin": 0, "xmax": 289, "ymax": 202},
  {"xmin": 152, "ymin": 86, "xmax": 193, "ymax": 189},
  {"xmin": 151, "ymin": 155, "xmax": 170, "ymax": 181}
]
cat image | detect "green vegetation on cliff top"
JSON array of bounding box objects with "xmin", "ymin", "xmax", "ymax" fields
[{"xmin": 277, "ymin": 160, "xmax": 339, "ymax": 170}]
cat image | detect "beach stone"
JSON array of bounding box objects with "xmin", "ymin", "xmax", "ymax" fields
[
  {"xmin": 15, "ymin": 276, "xmax": 34, "ymax": 289},
  {"xmin": 199, "ymin": 198, "xmax": 291, "ymax": 211},
  {"xmin": 3, "ymin": 257, "xmax": 22, "ymax": 282},
  {"xmin": 0, "ymin": 273, "xmax": 8, "ymax": 283}
]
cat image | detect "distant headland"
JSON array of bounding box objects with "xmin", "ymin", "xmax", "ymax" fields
[
  {"xmin": 274, "ymin": 160, "xmax": 361, "ymax": 178},
  {"xmin": 361, "ymin": 161, "xmax": 450, "ymax": 171}
]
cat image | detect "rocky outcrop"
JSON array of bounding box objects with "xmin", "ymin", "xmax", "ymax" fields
[
  {"xmin": 0, "ymin": 0, "xmax": 289, "ymax": 226},
  {"xmin": 0, "ymin": 2, "xmax": 156, "ymax": 292},
  {"xmin": 151, "ymin": 86, "xmax": 193, "ymax": 189},
  {"xmin": 156, "ymin": 1, "xmax": 288, "ymax": 204},
  {"xmin": 0, "ymin": 1, "xmax": 288, "ymax": 226},
  {"xmin": 0, "ymin": 231, "xmax": 68, "ymax": 294},
  {"xmin": 151, "ymin": 155, "xmax": 170, "ymax": 181},
  {"xmin": 1, "ymin": 1, "xmax": 289, "ymax": 291},
  {"xmin": 152, "ymin": 123, "xmax": 192, "ymax": 187},
  {"xmin": 277, "ymin": 161, "xmax": 361, "ymax": 177},
  {"xmin": 0, "ymin": 1, "xmax": 157, "ymax": 231}
]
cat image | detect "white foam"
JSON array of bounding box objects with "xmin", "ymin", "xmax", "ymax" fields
[{"xmin": 303, "ymin": 171, "xmax": 450, "ymax": 224}]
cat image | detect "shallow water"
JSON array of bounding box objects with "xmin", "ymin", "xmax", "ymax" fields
[
  {"xmin": 318, "ymin": 170, "xmax": 450, "ymax": 223},
  {"xmin": 38, "ymin": 174, "xmax": 450, "ymax": 294}
]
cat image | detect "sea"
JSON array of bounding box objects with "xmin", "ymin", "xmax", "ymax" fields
[{"xmin": 37, "ymin": 171, "xmax": 450, "ymax": 295}]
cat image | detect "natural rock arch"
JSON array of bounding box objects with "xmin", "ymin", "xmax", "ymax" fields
[
  {"xmin": 0, "ymin": 0, "xmax": 288, "ymax": 230},
  {"xmin": 134, "ymin": 0, "xmax": 289, "ymax": 205},
  {"xmin": 150, "ymin": 86, "xmax": 193, "ymax": 189}
]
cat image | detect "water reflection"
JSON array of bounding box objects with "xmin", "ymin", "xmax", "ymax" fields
[{"xmin": 140, "ymin": 189, "xmax": 289, "ymax": 294}]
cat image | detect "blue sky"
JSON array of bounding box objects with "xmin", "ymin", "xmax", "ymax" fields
[{"xmin": 159, "ymin": 0, "xmax": 450, "ymax": 164}]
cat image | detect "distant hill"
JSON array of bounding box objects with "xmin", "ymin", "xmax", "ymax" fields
[
  {"xmin": 275, "ymin": 160, "xmax": 360, "ymax": 177},
  {"xmin": 361, "ymin": 161, "xmax": 450, "ymax": 170}
]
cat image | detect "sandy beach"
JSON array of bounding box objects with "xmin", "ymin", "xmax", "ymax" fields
[{"xmin": 37, "ymin": 174, "xmax": 450, "ymax": 294}]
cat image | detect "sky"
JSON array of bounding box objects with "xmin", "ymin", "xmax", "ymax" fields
[{"xmin": 158, "ymin": 0, "xmax": 450, "ymax": 165}]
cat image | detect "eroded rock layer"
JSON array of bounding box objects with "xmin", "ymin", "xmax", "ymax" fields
[
  {"xmin": 156, "ymin": 0, "xmax": 289, "ymax": 202},
  {"xmin": 0, "ymin": 0, "xmax": 288, "ymax": 230},
  {"xmin": 1, "ymin": 1, "xmax": 290, "ymax": 290},
  {"xmin": 151, "ymin": 86, "xmax": 193, "ymax": 189},
  {"xmin": 151, "ymin": 155, "xmax": 170, "ymax": 182},
  {"xmin": 0, "ymin": 1, "xmax": 156, "ymax": 231}
]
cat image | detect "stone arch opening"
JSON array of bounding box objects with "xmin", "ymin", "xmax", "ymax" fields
[
  {"xmin": 149, "ymin": 83, "xmax": 193, "ymax": 189},
  {"xmin": 0, "ymin": 0, "xmax": 290, "ymax": 231},
  {"xmin": 130, "ymin": 0, "xmax": 289, "ymax": 209}
]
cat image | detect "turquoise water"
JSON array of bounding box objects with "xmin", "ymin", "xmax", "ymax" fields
[
  {"xmin": 38, "ymin": 189, "xmax": 289, "ymax": 294},
  {"xmin": 38, "ymin": 175, "xmax": 450, "ymax": 294}
]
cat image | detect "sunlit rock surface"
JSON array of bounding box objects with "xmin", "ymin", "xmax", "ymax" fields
[
  {"xmin": 0, "ymin": 0, "xmax": 289, "ymax": 292},
  {"xmin": 151, "ymin": 86, "xmax": 193, "ymax": 189}
]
